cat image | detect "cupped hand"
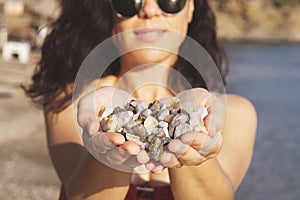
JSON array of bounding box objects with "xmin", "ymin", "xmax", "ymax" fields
[
  {"xmin": 78, "ymin": 86, "xmax": 133, "ymax": 135},
  {"xmin": 77, "ymin": 86, "xmax": 150, "ymax": 171},
  {"xmin": 176, "ymin": 88, "xmax": 226, "ymax": 136},
  {"xmin": 145, "ymin": 131, "xmax": 223, "ymax": 173},
  {"xmin": 145, "ymin": 88, "xmax": 225, "ymax": 173}
]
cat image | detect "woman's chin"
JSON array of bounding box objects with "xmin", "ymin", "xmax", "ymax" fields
[{"xmin": 127, "ymin": 50, "xmax": 177, "ymax": 67}]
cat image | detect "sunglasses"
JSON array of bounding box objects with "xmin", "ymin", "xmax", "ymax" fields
[{"xmin": 110, "ymin": 0, "xmax": 187, "ymax": 18}]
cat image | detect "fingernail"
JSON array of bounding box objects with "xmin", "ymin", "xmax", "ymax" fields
[
  {"xmin": 200, "ymin": 132, "xmax": 222, "ymax": 156},
  {"xmin": 162, "ymin": 153, "xmax": 172, "ymax": 164},
  {"xmin": 138, "ymin": 154, "xmax": 149, "ymax": 163},
  {"xmin": 145, "ymin": 163, "xmax": 155, "ymax": 171},
  {"xmin": 153, "ymin": 165, "xmax": 164, "ymax": 174},
  {"xmin": 168, "ymin": 140, "xmax": 181, "ymax": 152},
  {"xmin": 182, "ymin": 133, "xmax": 195, "ymax": 144}
]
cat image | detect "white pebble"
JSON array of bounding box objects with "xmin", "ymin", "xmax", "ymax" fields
[
  {"xmin": 99, "ymin": 107, "xmax": 114, "ymax": 120},
  {"xmin": 144, "ymin": 116, "xmax": 158, "ymax": 132}
]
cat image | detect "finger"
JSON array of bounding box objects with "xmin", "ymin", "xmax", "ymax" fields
[
  {"xmin": 160, "ymin": 151, "xmax": 181, "ymax": 168},
  {"xmin": 119, "ymin": 140, "xmax": 141, "ymax": 155},
  {"xmin": 151, "ymin": 165, "xmax": 165, "ymax": 174},
  {"xmin": 168, "ymin": 139, "xmax": 190, "ymax": 156},
  {"xmin": 106, "ymin": 141, "xmax": 143, "ymax": 169},
  {"xmin": 176, "ymin": 88, "xmax": 212, "ymax": 107},
  {"xmin": 181, "ymin": 131, "xmax": 206, "ymax": 151},
  {"xmin": 176, "ymin": 88, "xmax": 226, "ymax": 137},
  {"xmin": 200, "ymin": 130, "xmax": 223, "ymax": 157},
  {"xmin": 124, "ymin": 155, "xmax": 140, "ymax": 168},
  {"xmin": 204, "ymin": 94, "xmax": 226, "ymax": 135},
  {"xmin": 177, "ymin": 131, "xmax": 222, "ymax": 158},
  {"xmin": 167, "ymin": 139, "xmax": 206, "ymax": 166},
  {"xmin": 121, "ymin": 150, "xmax": 150, "ymax": 172},
  {"xmin": 166, "ymin": 159, "xmax": 182, "ymax": 168},
  {"xmin": 136, "ymin": 150, "xmax": 150, "ymax": 164},
  {"xmin": 180, "ymin": 131, "xmax": 198, "ymax": 145},
  {"xmin": 78, "ymin": 87, "xmax": 134, "ymax": 135},
  {"xmin": 106, "ymin": 146, "xmax": 133, "ymax": 166},
  {"xmin": 77, "ymin": 91, "xmax": 103, "ymax": 135},
  {"xmin": 89, "ymin": 132, "xmax": 125, "ymax": 153},
  {"xmin": 176, "ymin": 147, "xmax": 206, "ymax": 166},
  {"xmin": 145, "ymin": 161, "xmax": 156, "ymax": 171}
]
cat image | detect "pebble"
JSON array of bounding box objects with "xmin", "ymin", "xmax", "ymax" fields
[{"xmin": 148, "ymin": 136, "xmax": 164, "ymax": 162}]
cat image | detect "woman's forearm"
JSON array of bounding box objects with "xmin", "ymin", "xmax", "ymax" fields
[
  {"xmin": 169, "ymin": 158, "xmax": 234, "ymax": 200},
  {"xmin": 65, "ymin": 152, "xmax": 132, "ymax": 200}
]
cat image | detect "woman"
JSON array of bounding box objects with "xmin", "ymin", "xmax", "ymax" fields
[{"xmin": 24, "ymin": 0, "xmax": 257, "ymax": 199}]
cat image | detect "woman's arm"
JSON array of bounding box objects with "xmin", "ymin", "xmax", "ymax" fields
[
  {"xmin": 45, "ymin": 86, "xmax": 152, "ymax": 199},
  {"xmin": 169, "ymin": 159, "xmax": 234, "ymax": 200},
  {"xmin": 167, "ymin": 94, "xmax": 257, "ymax": 199},
  {"xmin": 45, "ymin": 105, "xmax": 133, "ymax": 199}
]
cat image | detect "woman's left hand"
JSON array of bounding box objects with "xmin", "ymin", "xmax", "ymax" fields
[
  {"xmin": 146, "ymin": 131, "xmax": 223, "ymax": 173},
  {"xmin": 145, "ymin": 88, "xmax": 225, "ymax": 173}
]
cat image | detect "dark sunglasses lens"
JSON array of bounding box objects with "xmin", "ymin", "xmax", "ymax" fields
[
  {"xmin": 158, "ymin": 0, "xmax": 186, "ymax": 14},
  {"xmin": 111, "ymin": 0, "xmax": 142, "ymax": 17}
]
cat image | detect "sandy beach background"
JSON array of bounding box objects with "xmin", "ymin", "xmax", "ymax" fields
[{"xmin": 0, "ymin": 54, "xmax": 61, "ymax": 199}]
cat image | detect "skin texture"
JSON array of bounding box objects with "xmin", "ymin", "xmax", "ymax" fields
[{"xmin": 44, "ymin": 1, "xmax": 257, "ymax": 199}]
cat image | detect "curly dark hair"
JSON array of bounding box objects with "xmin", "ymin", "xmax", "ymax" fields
[{"xmin": 24, "ymin": 0, "xmax": 228, "ymax": 113}]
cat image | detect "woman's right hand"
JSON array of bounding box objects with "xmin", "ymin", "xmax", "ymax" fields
[{"xmin": 77, "ymin": 86, "xmax": 150, "ymax": 172}]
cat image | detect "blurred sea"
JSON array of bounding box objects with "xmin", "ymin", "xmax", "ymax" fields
[{"xmin": 224, "ymin": 43, "xmax": 300, "ymax": 200}]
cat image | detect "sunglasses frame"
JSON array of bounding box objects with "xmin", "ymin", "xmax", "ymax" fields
[{"xmin": 109, "ymin": 0, "xmax": 188, "ymax": 18}]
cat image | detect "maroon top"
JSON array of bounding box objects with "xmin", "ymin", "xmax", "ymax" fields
[{"xmin": 59, "ymin": 182, "xmax": 174, "ymax": 200}]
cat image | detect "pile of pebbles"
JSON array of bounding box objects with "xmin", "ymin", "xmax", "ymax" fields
[{"xmin": 99, "ymin": 99, "xmax": 208, "ymax": 161}]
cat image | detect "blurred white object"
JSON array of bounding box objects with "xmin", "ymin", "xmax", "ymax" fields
[
  {"xmin": 2, "ymin": 41, "xmax": 31, "ymax": 63},
  {"xmin": 4, "ymin": 1, "xmax": 25, "ymax": 16},
  {"xmin": 0, "ymin": 22, "xmax": 7, "ymax": 50}
]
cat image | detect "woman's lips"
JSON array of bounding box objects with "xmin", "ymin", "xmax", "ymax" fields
[{"xmin": 134, "ymin": 28, "xmax": 166, "ymax": 42}]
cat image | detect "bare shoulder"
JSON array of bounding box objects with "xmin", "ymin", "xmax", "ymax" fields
[
  {"xmin": 217, "ymin": 94, "xmax": 257, "ymax": 190},
  {"xmin": 224, "ymin": 94, "xmax": 257, "ymax": 137},
  {"xmin": 225, "ymin": 94, "xmax": 257, "ymax": 128},
  {"xmin": 225, "ymin": 94, "xmax": 257, "ymax": 118}
]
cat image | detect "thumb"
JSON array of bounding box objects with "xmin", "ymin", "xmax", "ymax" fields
[
  {"xmin": 77, "ymin": 86, "xmax": 134, "ymax": 135},
  {"xmin": 204, "ymin": 94, "xmax": 226, "ymax": 136},
  {"xmin": 77, "ymin": 91, "xmax": 101, "ymax": 135}
]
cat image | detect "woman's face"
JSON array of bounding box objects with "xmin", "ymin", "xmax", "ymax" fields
[{"xmin": 111, "ymin": 0, "xmax": 195, "ymax": 68}]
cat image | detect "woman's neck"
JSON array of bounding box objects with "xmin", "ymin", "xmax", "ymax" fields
[{"xmin": 115, "ymin": 63, "xmax": 175, "ymax": 102}]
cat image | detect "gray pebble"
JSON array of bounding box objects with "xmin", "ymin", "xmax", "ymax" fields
[{"xmin": 148, "ymin": 136, "xmax": 164, "ymax": 162}]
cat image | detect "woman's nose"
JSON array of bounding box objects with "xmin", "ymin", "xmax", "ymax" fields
[{"xmin": 138, "ymin": 0, "xmax": 163, "ymax": 18}]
